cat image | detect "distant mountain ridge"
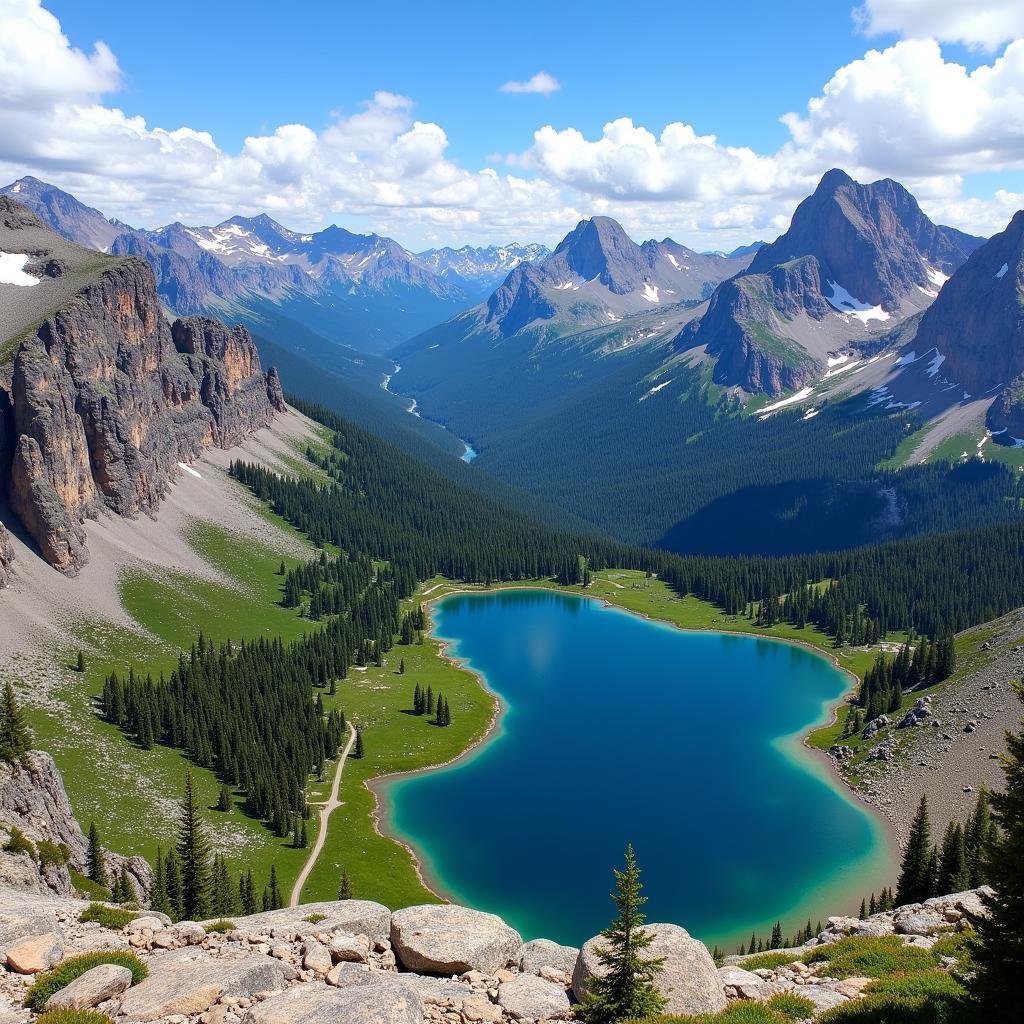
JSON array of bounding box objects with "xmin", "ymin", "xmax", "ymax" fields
[
  {"xmin": 679, "ymin": 168, "xmax": 986, "ymax": 395},
  {"xmin": 417, "ymin": 243, "xmax": 550, "ymax": 295},
  {"xmin": 0, "ymin": 177, "xmax": 545, "ymax": 355}
]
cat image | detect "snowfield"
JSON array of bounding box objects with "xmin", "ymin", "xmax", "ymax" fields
[
  {"xmin": 825, "ymin": 280, "xmax": 890, "ymax": 323},
  {"xmin": 0, "ymin": 252, "xmax": 39, "ymax": 286}
]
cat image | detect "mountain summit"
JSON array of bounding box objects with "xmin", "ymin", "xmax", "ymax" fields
[{"xmin": 679, "ymin": 169, "xmax": 985, "ymax": 395}]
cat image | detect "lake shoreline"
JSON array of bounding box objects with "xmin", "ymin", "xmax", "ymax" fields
[{"xmin": 363, "ymin": 582, "xmax": 899, "ymax": 925}]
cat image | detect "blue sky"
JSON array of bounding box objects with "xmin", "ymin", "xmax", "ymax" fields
[
  {"xmin": 48, "ymin": 0, "xmax": 891, "ymax": 161},
  {"xmin": 3, "ymin": 0, "xmax": 1024, "ymax": 247}
]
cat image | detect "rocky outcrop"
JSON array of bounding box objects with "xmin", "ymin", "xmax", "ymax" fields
[
  {"xmin": 390, "ymin": 906, "xmax": 522, "ymax": 976},
  {"xmin": 0, "ymin": 881, "xmax": 994, "ymax": 1024},
  {"xmin": 0, "ymin": 202, "xmax": 284, "ymax": 574},
  {"xmin": 0, "ymin": 751, "xmax": 150, "ymax": 899},
  {"xmin": 0, "ymin": 524, "xmax": 12, "ymax": 587},
  {"xmin": 573, "ymin": 922, "xmax": 726, "ymax": 1017}
]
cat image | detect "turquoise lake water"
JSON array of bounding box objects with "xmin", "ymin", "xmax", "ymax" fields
[{"xmin": 383, "ymin": 590, "xmax": 894, "ymax": 948}]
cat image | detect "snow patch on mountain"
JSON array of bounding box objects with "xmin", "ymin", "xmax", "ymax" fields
[
  {"xmin": 0, "ymin": 252, "xmax": 38, "ymax": 286},
  {"xmin": 825, "ymin": 280, "xmax": 891, "ymax": 323}
]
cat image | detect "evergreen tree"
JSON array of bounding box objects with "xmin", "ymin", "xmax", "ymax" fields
[
  {"xmin": 151, "ymin": 846, "xmax": 171, "ymax": 917},
  {"xmin": 859, "ymin": 898, "xmax": 867, "ymax": 920},
  {"xmin": 165, "ymin": 848, "xmax": 183, "ymax": 921},
  {"xmin": 177, "ymin": 769, "xmax": 212, "ymax": 920},
  {"xmin": 399, "ymin": 659, "xmax": 405, "ymax": 675},
  {"xmin": 937, "ymin": 822, "xmax": 971, "ymax": 895},
  {"xmin": 0, "ymin": 682, "xmax": 32, "ymax": 766},
  {"xmin": 241, "ymin": 869, "xmax": 257, "ymax": 915},
  {"xmin": 895, "ymin": 794, "xmax": 934, "ymax": 905},
  {"xmin": 426, "ymin": 686, "xmax": 434, "ymax": 716},
  {"xmin": 578, "ymin": 845, "xmax": 666, "ymax": 1023},
  {"xmin": 770, "ymin": 922, "xmax": 783, "ymax": 949},
  {"xmin": 87, "ymin": 821, "xmax": 108, "ymax": 889},
  {"xmin": 268, "ymin": 864, "xmax": 283, "ymax": 910},
  {"xmin": 300, "ymin": 819, "xmax": 308, "ymax": 849},
  {"xmin": 966, "ymin": 791, "xmax": 995, "ymax": 886},
  {"xmin": 217, "ymin": 785, "xmax": 233, "ymax": 812},
  {"xmin": 338, "ymin": 870, "xmax": 353, "ymax": 900},
  {"xmin": 76, "ymin": 650, "xmax": 85, "ymax": 672},
  {"xmin": 971, "ymin": 682, "xmax": 1024, "ymax": 1016},
  {"xmin": 352, "ymin": 727, "xmax": 364, "ymax": 759}
]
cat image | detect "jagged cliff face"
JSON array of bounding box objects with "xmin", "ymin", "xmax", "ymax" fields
[
  {"xmin": 909, "ymin": 209, "xmax": 1024, "ymax": 431},
  {"xmin": 0, "ymin": 197, "xmax": 285, "ymax": 576},
  {"xmin": 0, "ymin": 751, "xmax": 151, "ymax": 898}
]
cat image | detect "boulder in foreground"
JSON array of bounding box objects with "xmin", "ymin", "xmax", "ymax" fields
[
  {"xmin": 572, "ymin": 922, "xmax": 726, "ymax": 1016},
  {"xmin": 390, "ymin": 904, "xmax": 523, "ymax": 975}
]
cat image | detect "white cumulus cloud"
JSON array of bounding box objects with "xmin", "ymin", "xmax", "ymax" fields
[
  {"xmin": 499, "ymin": 71, "xmax": 561, "ymax": 95},
  {"xmin": 855, "ymin": 0, "xmax": 1024, "ymax": 50}
]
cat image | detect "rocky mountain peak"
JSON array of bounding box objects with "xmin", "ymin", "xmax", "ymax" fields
[
  {"xmin": 0, "ymin": 177, "xmax": 121, "ymax": 253},
  {"xmin": 549, "ymin": 216, "xmax": 646, "ymax": 294},
  {"xmin": 912, "ymin": 207, "xmax": 1024, "ymax": 427}
]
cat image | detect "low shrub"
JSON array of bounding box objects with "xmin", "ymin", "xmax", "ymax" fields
[
  {"xmin": 817, "ymin": 969, "xmax": 975, "ymax": 1023},
  {"xmin": 626, "ymin": 998, "xmax": 815, "ymax": 1024},
  {"xmin": 303, "ymin": 912, "xmax": 327, "ymax": 924},
  {"xmin": 931, "ymin": 930, "xmax": 976, "ymax": 971},
  {"xmin": 802, "ymin": 935, "xmax": 937, "ymax": 978},
  {"xmin": 4, "ymin": 825, "xmax": 35, "ymax": 858},
  {"xmin": 36, "ymin": 840, "xmax": 71, "ymax": 867},
  {"xmin": 204, "ymin": 919, "xmax": 235, "ymax": 934},
  {"xmin": 69, "ymin": 870, "xmax": 111, "ymax": 902},
  {"xmin": 25, "ymin": 952, "xmax": 147, "ymax": 1011},
  {"xmin": 735, "ymin": 951, "xmax": 800, "ymax": 972},
  {"xmin": 35, "ymin": 1012, "xmax": 113, "ymax": 1024},
  {"xmin": 78, "ymin": 904, "xmax": 137, "ymax": 930},
  {"xmin": 764, "ymin": 993, "xmax": 816, "ymax": 1020}
]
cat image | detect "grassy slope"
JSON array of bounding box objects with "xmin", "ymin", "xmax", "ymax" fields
[{"xmin": 23, "ymin": 509, "xmax": 320, "ymax": 898}]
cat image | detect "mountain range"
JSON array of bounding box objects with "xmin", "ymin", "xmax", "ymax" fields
[{"xmin": 0, "ymin": 176, "xmax": 547, "ymax": 356}]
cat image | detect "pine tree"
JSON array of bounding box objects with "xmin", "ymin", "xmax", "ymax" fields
[
  {"xmin": 165, "ymin": 848, "xmax": 184, "ymax": 921},
  {"xmin": 426, "ymin": 686, "xmax": 434, "ymax": 715},
  {"xmin": 859, "ymin": 898, "xmax": 867, "ymax": 920},
  {"xmin": 151, "ymin": 846, "xmax": 171, "ymax": 917},
  {"xmin": 177, "ymin": 769, "xmax": 212, "ymax": 920},
  {"xmin": 399, "ymin": 659, "xmax": 405, "ymax": 675},
  {"xmin": 76, "ymin": 650, "xmax": 86, "ymax": 672},
  {"xmin": 937, "ymin": 822, "xmax": 971, "ymax": 895},
  {"xmin": 895, "ymin": 794, "xmax": 934, "ymax": 905},
  {"xmin": 578, "ymin": 845, "xmax": 666, "ymax": 1023},
  {"xmin": 300, "ymin": 819, "xmax": 308, "ymax": 849},
  {"xmin": 338, "ymin": 870, "xmax": 353, "ymax": 900},
  {"xmin": 770, "ymin": 922, "xmax": 783, "ymax": 949},
  {"xmin": 242, "ymin": 868, "xmax": 257, "ymax": 914},
  {"xmin": 217, "ymin": 785, "xmax": 233, "ymax": 812},
  {"xmin": 966, "ymin": 791, "xmax": 995, "ymax": 886},
  {"xmin": 0, "ymin": 682, "xmax": 32, "ymax": 765},
  {"xmin": 87, "ymin": 821, "xmax": 108, "ymax": 889},
  {"xmin": 352, "ymin": 727, "xmax": 364, "ymax": 759},
  {"xmin": 971, "ymin": 682, "xmax": 1024, "ymax": 1015},
  {"xmin": 268, "ymin": 864, "xmax": 283, "ymax": 909}
]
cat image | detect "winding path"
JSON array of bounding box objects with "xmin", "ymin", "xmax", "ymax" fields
[{"xmin": 289, "ymin": 721, "xmax": 356, "ymax": 907}]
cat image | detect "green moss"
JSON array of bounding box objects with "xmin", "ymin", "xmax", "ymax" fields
[
  {"xmin": 78, "ymin": 904, "xmax": 137, "ymax": 930},
  {"xmin": 764, "ymin": 994, "xmax": 818, "ymax": 1021},
  {"xmin": 26, "ymin": 952, "xmax": 147, "ymax": 1010},
  {"xmin": 736, "ymin": 951, "xmax": 801, "ymax": 972},
  {"xmin": 35, "ymin": 1012, "xmax": 113, "ymax": 1024},
  {"xmin": 818, "ymin": 969, "xmax": 972, "ymax": 1022},
  {"xmin": 803, "ymin": 935, "xmax": 938, "ymax": 979},
  {"xmin": 69, "ymin": 870, "xmax": 111, "ymax": 901}
]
